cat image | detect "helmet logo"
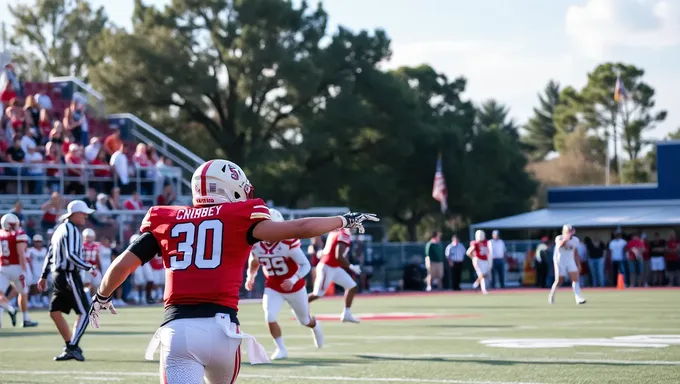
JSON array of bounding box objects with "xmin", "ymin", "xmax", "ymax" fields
[
  {"xmin": 228, "ymin": 165, "xmax": 240, "ymax": 180},
  {"xmin": 209, "ymin": 183, "xmax": 217, "ymax": 193}
]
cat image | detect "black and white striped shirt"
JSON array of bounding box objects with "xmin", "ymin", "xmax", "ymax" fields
[{"xmin": 41, "ymin": 220, "xmax": 93, "ymax": 278}]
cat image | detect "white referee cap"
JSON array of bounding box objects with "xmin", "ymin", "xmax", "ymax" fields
[
  {"xmin": 33, "ymin": 234, "xmax": 44, "ymax": 242},
  {"xmin": 59, "ymin": 200, "xmax": 96, "ymax": 221}
]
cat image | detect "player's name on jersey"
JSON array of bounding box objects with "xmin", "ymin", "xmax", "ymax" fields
[{"xmin": 175, "ymin": 205, "xmax": 225, "ymax": 221}]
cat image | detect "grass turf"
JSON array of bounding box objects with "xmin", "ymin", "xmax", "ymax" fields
[{"xmin": 0, "ymin": 289, "xmax": 679, "ymax": 384}]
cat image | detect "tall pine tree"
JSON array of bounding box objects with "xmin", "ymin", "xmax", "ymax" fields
[{"xmin": 523, "ymin": 80, "xmax": 560, "ymax": 161}]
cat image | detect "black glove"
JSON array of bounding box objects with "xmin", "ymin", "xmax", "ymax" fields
[{"xmin": 340, "ymin": 212, "xmax": 380, "ymax": 234}]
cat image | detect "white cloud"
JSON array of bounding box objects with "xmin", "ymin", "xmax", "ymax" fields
[{"xmin": 565, "ymin": 0, "xmax": 680, "ymax": 58}]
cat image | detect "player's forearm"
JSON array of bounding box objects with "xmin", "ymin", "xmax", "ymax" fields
[
  {"xmin": 17, "ymin": 246, "xmax": 27, "ymax": 271},
  {"xmin": 98, "ymin": 252, "xmax": 140, "ymax": 297},
  {"xmin": 246, "ymin": 256, "xmax": 259, "ymax": 280},
  {"xmin": 41, "ymin": 255, "xmax": 52, "ymax": 279},
  {"xmin": 284, "ymin": 217, "xmax": 344, "ymax": 239}
]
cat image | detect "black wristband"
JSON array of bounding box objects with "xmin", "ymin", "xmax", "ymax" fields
[{"xmin": 95, "ymin": 291, "xmax": 112, "ymax": 302}]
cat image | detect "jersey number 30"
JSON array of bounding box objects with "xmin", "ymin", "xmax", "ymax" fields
[{"xmin": 170, "ymin": 220, "xmax": 223, "ymax": 270}]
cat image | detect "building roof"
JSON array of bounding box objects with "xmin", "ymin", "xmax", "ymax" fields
[{"xmin": 471, "ymin": 204, "xmax": 680, "ymax": 230}]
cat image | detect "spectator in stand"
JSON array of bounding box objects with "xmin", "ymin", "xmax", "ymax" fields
[
  {"xmin": 24, "ymin": 95, "xmax": 40, "ymax": 136},
  {"xmin": 108, "ymin": 187, "xmax": 122, "ymax": 210},
  {"xmin": 626, "ymin": 233, "xmax": 645, "ymax": 287},
  {"xmin": 44, "ymin": 141, "xmax": 63, "ymax": 192},
  {"xmin": 156, "ymin": 155, "xmax": 177, "ymax": 183},
  {"xmin": 63, "ymin": 101, "xmax": 88, "ymax": 146},
  {"xmin": 61, "ymin": 130, "xmax": 76, "ymax": 156},
  {"xmin": 91, "ymin": 149, "xmax": 113, "ymax": 192},
  {"xmin": 103, "ymin": 127, "xmax": 122, "ymax": 157},
  {"xmin": 34, "ymin": 91, "xmax": 53, "ymax": 111},
  {"xmin": 0, "ymin": 74, "xmax": 17, "ymax": 118},
  {"xmin": 11, "ymin": 200, "xmax": 26, "ymax": 228},
  {"xmin": 84, "ymin": 137, "xmax": 101, "ymax": 163},
  {"xmin": 95, "ymin": 193, "xmax": 114, "ymax": 221},
  {"xmin": 25, "ymin": 145, "xmax": 45, "ymax": 194},
  {"xmin": 64, "ymin": 143, "xmax": 84, "ymax": 194},
  {"xmin": 649, "ymin": 232, "xmax": 666, "ymax": 286},
  {"xmin": 157, "ymin": 182, "xmax": 176, "ymax": 206},
  {"xmin": 124, "ymin": 191, "xmax": 144, "ymax": 211},
  {"xmin": 110, "ymin": 145, "xmax": 131, "ymax": 193},
  {"xmin": 41, "ymin": 192, "xmax": 62, "ymax": 231},
  {"xmin": 146, "ymin": 143, "xmax": 160, "ymax": 164},
  {"xmin": 20, "ymin": 127, "xmax": 38, "ymax": 154},
  {"xmin": 608, "ymin": 231, "xmax": 628, "ymax": 287},
  {"xmin": 38, "ymin": 109, "xmax": 51, "ymax": 144},
  {"xmin": 49, "ymin": 121, "xmax": 65, "ymax": 146},
  {"xmin": 666, "ymin": 231, "xmax": 680, "ymax": 286},
  {"xmin": 585, "ymin": 237, "xmax": 606, "ymax": 287},
  {"xmin": 5, "ymin": 135, "xmax": 26, "ymax": 176},
  {"xmin": 133, "ymin": 143, "xmax": 153, "ymax": 194},
  {"xmin": 4, "ymin": 97, "xmax": 25, "ymax": 139},
  {"xmin": 82, "ymin": 187, "xmax": 103, "ymax": 227}
]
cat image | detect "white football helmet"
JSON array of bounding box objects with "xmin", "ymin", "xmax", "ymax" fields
[
  {"xmin": 1, "ymin": 213, "xmax": 20, "ymax": 230},
  {"xmin": 83, "ymin": 228, "xmax": 96, "ymax": 241},
  {"xmin": 191, "ymin": 159, "xmax": 254, "ymax": 206},
  {"xmin": 475, "ymin": 230, "xmax": 486, "ymax": 241},
  {"xmin": 269, "ymin": 208, "xmax": 284, "ymax": 222}
]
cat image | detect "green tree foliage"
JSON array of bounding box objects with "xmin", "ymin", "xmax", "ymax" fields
[
  {"xmin": 8, "ymin": 0, "xmax": 109, "ymax": 79},
  {"xmin": 553, "ymin": 63, "xmax": 665, "ymax": 183},
  {"xmin": 523, "ymin": 80, "xmax": 560, "ymax": 161},
  {"xmin": 475, "ymin": 99, "xmax": 519, "ymax": 141}
]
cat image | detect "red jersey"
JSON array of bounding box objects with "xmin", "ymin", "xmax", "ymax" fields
[
  {"xmin": 140, "ymin": 199, "xmax": 271, "ymax": 311},
  {"xmin": 626, "ymin": 239, "xmax": 645, "ymax": 261},
  {"xmin": 666, "ymin": 239, "xmax": 679, "ymax": 262},
  {"xmin": 124, "ymin": 199, "xmax": 144, "ymax": 210},
  {"xmin": 320, "ymin": 229, "xmax": 351, "ymax": 267},
  {"xmin": 83, "ymin": 241, "xmax": 101, "ymax": 268},
  {"xmin": 470, "ymin": 240, "xmax": 489, "ymax": 260},
  {"xmin": 251, "ymin": 239, "xmax": 304, "ymax": 293},
  {"xmin": 0, "ymin": 229, "xmax": 29, "ymax": 266},
  {"xmin": 149, "ymin": 255, "xmax": 164, "ymax": 270}
]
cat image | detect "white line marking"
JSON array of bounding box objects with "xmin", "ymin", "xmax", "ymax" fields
[{"xmin": 0, "ymin": 370, "xmax": 545, "ymax": 384}]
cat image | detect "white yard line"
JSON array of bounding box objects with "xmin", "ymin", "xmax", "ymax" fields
[{"xmin": 0, "ymin": 370, "xmax": 545, "ymax": 384}]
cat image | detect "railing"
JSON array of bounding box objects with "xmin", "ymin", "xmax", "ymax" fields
[
  {"xmin": 107, "ymin": 113, "xmax": 204, "ymax": 194},
  {"xmin": 0, "ymin": 162, "xmax": 182, "ymax": 199},
  {"xmin": 49, "ymin": 76, "xmax": 105, "ymax": 117}
]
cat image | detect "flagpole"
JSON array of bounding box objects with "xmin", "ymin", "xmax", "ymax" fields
[{"xmin": 605, "ymin": 130, "xmax": 610, "ymax": 186}]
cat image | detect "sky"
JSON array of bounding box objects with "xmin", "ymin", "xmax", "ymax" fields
[{"xmin": 1, "ymin": 0, "xmax": 679, "ymax": 143}]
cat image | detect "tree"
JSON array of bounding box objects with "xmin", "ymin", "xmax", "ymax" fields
[
  {"xmin": 523, "ymin": 80, "xmax": 560, "ymax": 161},
  {"xmin": 475, "ymin": 99, "xmax": 519, "ymax": 141},
  {"xmin": 89, "ymin": 0, "xmax": 392, "ymax": 168},
  {"xmin": 8, "ymin": 0, "xmax": 109, "ymax": 79},
  {"xmin": 554, "ymin": 63, "xmax": 666, "ymax": 183}
]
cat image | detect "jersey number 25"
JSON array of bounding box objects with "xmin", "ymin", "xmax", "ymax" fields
[
  {"xmin": 170, "ymin": 220, "xmax": 223, "ymax": 270},
  {"xmin": 259, "ymin": 257, "xmax": 289, "ymax": 276}
]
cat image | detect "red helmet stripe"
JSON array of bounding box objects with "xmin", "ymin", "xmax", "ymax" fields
[{"xmin": 200, "ymin": 160, "xmax": 215, "ymax": 196}]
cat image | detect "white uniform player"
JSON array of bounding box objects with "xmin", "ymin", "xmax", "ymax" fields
[
  {"xmin": 245, "ymin": 208, "xmax": 323, "ymax": 360},
  {"xmin": 549, "ymin": 224, "xmax": 586, "ymax": 305},
  {"xmin": 27, "ymin": 235, "xmax": 48, "ymax": 307}
]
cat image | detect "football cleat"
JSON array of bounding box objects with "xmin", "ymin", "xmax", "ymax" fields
[
  {"xmin": 312, "ymin": 321, "xmax": 324, "ymax": 348},
  {"xmin": 341, "ymin": 313, "xmax": 360, "ymax": 323},
  {"xmin": 271, "ymin": 347, "xmax": 288, "ymax": 360}
]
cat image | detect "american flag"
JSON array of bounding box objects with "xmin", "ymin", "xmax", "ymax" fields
[
  {"xmin": 432, "ymin": 154, "xmax": 448, "ymax": 213},
  {"xmin": 614, "ymin": 73, "xmax": 628, "ymax": 103}
]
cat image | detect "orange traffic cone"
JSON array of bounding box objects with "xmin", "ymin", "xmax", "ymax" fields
[
  {"xmin": 616, "ymin": 273, "xmax": 625, "ymax": 290},
  {"xmin": 326, "ymin": 282, "xmax": 336, "ymax": 296}
]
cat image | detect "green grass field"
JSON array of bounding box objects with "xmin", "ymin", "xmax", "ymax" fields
[{"xmin": 1, "ymin": 289, "xmax": 679, "ymax": 384}]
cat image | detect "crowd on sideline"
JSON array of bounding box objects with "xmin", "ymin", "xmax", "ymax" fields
[{"xmin": 535, "ymin": 229, "xmax": 680, "ymax": 288}]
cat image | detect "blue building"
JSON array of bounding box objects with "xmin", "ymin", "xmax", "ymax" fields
[{"xmin": 471, "ymin": 141, "xmax": 680, "ymax": 231}]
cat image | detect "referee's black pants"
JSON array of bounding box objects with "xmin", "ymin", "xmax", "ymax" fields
[{"xmin": 50, "ymin": 270, "xmax": 90, "ymax": 347}]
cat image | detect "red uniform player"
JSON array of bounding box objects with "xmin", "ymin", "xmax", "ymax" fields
[
  {"xmin": 308, "ymin": 228, "xmax": 362, "ymax": 323},
  {"xmin": 467, "ymin": 230, "xmax": 490, "ymax": 295},
  {"xmin": 89, "ymin": 159, "xmax": 378, "ymax": 384},
  {"xmin": 245, "ymin": 208, "xmax": 323, "ymax": 360},
  {"xmin": 0, "ymin": 213, "xmax": 37, "ymax": 327},
  {"xmin": 81, "ymin": 229, "xmax": 102, "ymax": 290}
]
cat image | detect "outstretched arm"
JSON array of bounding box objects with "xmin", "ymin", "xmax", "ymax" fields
[{"xmin": 252, "ymin": 212, "xmax": 378, "ymax": 243}]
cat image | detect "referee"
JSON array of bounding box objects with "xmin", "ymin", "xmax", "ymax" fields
[{"xmin": 38, "ymin": 200, "xmax": 97, "ymax": 362}]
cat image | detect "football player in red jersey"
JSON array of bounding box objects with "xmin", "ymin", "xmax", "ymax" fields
[
  {"xmin": 89, "ymin": 159, "xmax": 378, "ymax": 384},
  {"xmin": 245, "ymin": 208, "xmax": 323, "ymax": 360},
  {"xmin": 0, "ymin": 213, "xmax": 38, "ymax": 327},
  {"xmin": 81, "ymin": 229, "xmax": 102, "ymax": 296},
  {"xmin": 308, "ymin": 228, "xmax": 362, "ymax": 322},
  {"xmin": 466, "ymin": 230, "xmax": 490, "ymax": 295}
]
